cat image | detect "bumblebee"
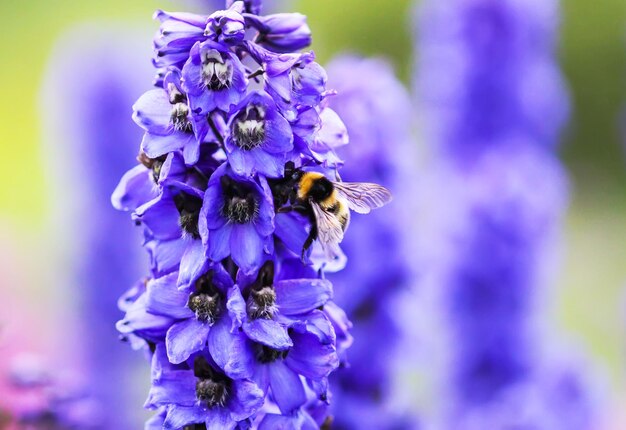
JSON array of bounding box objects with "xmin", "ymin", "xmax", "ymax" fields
[{"xmin": 271, "ymin": 162, "xmax": 392, "ymax": 260}]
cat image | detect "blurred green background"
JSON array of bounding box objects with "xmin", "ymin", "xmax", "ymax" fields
[{"xmin": 0, "ymin": 0, "xmax": 625, "ymax": 405}]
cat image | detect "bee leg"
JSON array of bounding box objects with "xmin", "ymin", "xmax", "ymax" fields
[
  {"xmin": 277, "ymin": 204, "xmax": 308, "ymax": 214},
  {"xmin": 301, "ymin": 223, "xmax": 318, "ymax": 261}
]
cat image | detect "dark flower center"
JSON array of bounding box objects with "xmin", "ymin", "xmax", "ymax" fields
[
  {"xmin": 193, "ymin": 356, "xmax": 231, "ymax": 408},
  {"xmin": 201, "ymin": 49, "xmax": 233, "ymax": 91},
  {"xmin": 152, "ymin": 161, "xmax": 164, "ymax": 183},
  {"xmin": 232, "ymin": 104, "xmax": 266, "ymax": 150},
  {"xmin": 247, "ymin": 260, "xmax": 277, "ymax": 319},
  {"xmin": 167, "ymin": 82, "xmax": 186, "ymax": 104},
  {"xmin": 170, "ymin": 102, "xmax": 193, "ymax": 133},
  {"xmin": 188, "ymin": 272, "xmax": 223, "ymax": 323},
  {"xmin": 174, "ymin": 192, "xmax": 203, "ymax": 239},
  {"xmin": 247, "ymin": 286, "xmax": 277, "ymax": 319},
  {"xmin": 196, "ymin": 379, "xmax": 229, "ymax": 407},
  {"xmin": 219, "ymin": 175, "xmax": 258, "ymax": 224},
  {"xmin": 188, "ymin": 293, "xmax": 221, "ymax": 323},
  {"xmin": 321, "ymin": 416, "xmax": 334, "ymax": 430},
  {"xmin": 254, "ymin": 343, "xmax": 288, "ymax": 364},
  {"xmin": 137, "ymin": 153, "xmax": 167, "ymax": 183}
]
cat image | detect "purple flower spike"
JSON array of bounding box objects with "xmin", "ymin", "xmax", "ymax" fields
[
  {"xmin": 183, "ymin": 40, "xmax": 248, "ymax": 114},
  {"xmin": 201, "ymin": 164, "xmax": 275, "ymax": 273},
  {"xmin": 320, "ymin": 54, "xmax": 417, "ymax": 428},
  {"xmin": 225, "ymin": 91, "xmax": 294, "ymax": 177},
  {"xmin": 415, "ymin": 0, "xmax": 601, "ymax": 428},
  {"xmin": 113, "ymin": 1, "xmax": 394, "ymax": 427},
  {"xmin": 245, "ymin": 13, "xmax": 312, "ymax": 53}
]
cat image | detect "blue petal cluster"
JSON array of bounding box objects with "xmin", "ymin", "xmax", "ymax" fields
[
  {"xmin": 112, "ymin": 1, "xmax": 373, "ymax": 428},
  {"xmin": 415, "ymin": 0, "xmax": 599, "ymax": 428}
]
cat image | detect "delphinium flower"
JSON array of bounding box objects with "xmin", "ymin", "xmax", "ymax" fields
[
  {"xmin": 415, "ymin": 0, "xmax": 599, "ymax": 428},
  {"xmin": 0, "ymin": 355, "xmax": 101, "ymax": 430},
  {"xmin": 321, "ymin": 55, "xmax": 419, "ymax": 429},
  {"xmin": 41, "ymin": 25, "xmax": 154, "ymax": 428},
  {"xmin": 113, "ymin": 1, "xmax": 391, "ymax": 428}
]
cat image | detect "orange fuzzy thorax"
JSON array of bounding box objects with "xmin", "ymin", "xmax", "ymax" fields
[{"xmin": 297, "ymin": 172, "xmax": 325, "ymax": 200}]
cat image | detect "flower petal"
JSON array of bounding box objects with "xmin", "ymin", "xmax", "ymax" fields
[
  {"xmin": 290, "ymin": 309, "xmax": 335, "ymax": 345},
  {"xmin": 135, "ymin": 196, "xmax": 182, "ymax": 240},
  {"xmin": 182, "ymin": 135, "xmax": 201, "ymax": 165},
  {"xmin": 230, "ymin": 223, "xmax": 265, "ymax": 274},
  {"xmin": 263, "ymin": 114, "xmax": 294, "ymax": 154},
  {"xmin": 178, "ymin": 240, "xmax": 208, "ymax": 289},
  {"xmin": 145, "ymin": 237, "xmax": 188, "ymax": 276},
  {"xmin": 208, "ymin": 224, "xmax": 233, "ymax": 262},
  {"xmin": 203, "ymin": 181, "xmax": 227, "ymax": 231},
  {"xmin": 285, "ymin": 320, "xmax": 339, "ymax": 380},
  {"xmin": 228, "ymin": 379, "xmax": 265, "ymax": 421},
  {"xmin": 227, "ymin": 146, "xmax": 254, "ymax": 176},
  {"xmin": 141, "ymin": 132, "xmax": 187, "ymax": 160},
  {"xmin": 274, "ymin": 212, "xmax": 308, "ymax": 258},
  {"xmin": 253, "ymin": 177, "xmax": 276, "ymax": 237},
  {"xmin": 146, "ymin": 273, "xmax": 193, "ymax": 319},
  {"xmin": 268, "ymin": 361, "xmax": 306, "ymax": 414},
  {"xmin": 243, "ymin": 318, "xmax": 292, "ymax": 350},
  {"xmin": 259, "ymin": 411, "xmax": 318, "ymax": 430},
  {"xmin": 111, "ymin": 165, "xmax": 156, "ymax": 211},
  {"xmin": 163, "ymin": 405, "xmax": 206, "ymax": 430},
  {"xmin": 248, "ymin": 147, "xmax": 284, "ymax": 178},
  {"xmin": 205, "ymin": 407, "xmax": 236, "ymax": 430},
  {"xmin": 165, "ymin": 318, "xmax": 211, "ymax": 364},
  {"xmin": 226, "ymin": 286, "xmax": 247, "ymax": 331},
  {"xmin": 208, "ymin": 316, "xmax": 255, "ymax": 380},
  {"xmin": 274, "ymin": 279, "xmax": 333, "ymax": 315},
  {"xmin": 133, "ymin": 89, "xmax": 172, "ymax": 135},
  {"xmin": 145, "ymin": 370, "xmax": 197, "ymax": 408}
]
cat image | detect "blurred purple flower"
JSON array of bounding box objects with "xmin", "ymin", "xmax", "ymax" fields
[
  {"xmin": 415, "ymin": 0, "xmax": 599, "ymax": 428},
  {"xmin": 4, "ymin": 356, "xmax": 102, "ymax": 429},
  {"xmin": 41, "ymin": 24, "xmax": 154, "ymax": 428},
  {"xmin": 323, "ymin": 55, "xmax": 418, "ymax": 429},
  {"xmin": 416, "ymin": 0, "xmax": 569, "ymax": 159}
]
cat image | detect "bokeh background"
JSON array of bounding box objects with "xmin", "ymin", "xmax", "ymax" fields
[{"xmin": 0, "ymin": 0, "xmax": 625, "ymax": 427}]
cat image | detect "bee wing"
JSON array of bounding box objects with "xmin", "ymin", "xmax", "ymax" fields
[
  {"xmin": 333, "ymin": 182, "xmax": 393, "ymax": 214},
  {"xmin": 310, "ymin": 200, "xmax": 344, "ymax": 260}
]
